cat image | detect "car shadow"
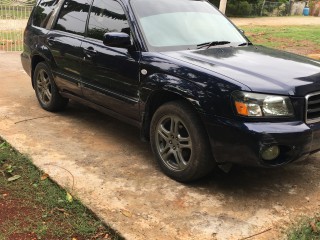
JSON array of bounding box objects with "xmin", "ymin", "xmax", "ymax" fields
[
  {"xmin": 56, "ymin": 101, "xmax": 320, "ymax": 200},
  {"xmin": 189, "ymin": 158, "xmax": 320, "ymax": 203}
]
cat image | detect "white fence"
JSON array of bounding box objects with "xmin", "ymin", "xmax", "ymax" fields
[{"xmin": 0, "ymin": 4, "xmax": 33, "ymax": 51}]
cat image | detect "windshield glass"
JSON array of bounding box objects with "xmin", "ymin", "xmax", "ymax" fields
[{"xmin": 130, "ymin": 0, "xmax": 247, "ymax": 51}]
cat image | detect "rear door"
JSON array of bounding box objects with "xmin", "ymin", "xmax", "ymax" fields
[
  {"xmin": 81, "ymin": 0, "xmax": 141, "ymax": 120},
  {"xmin": 46, "ymin": 0, "xmax": 91, "ymax": 97}
]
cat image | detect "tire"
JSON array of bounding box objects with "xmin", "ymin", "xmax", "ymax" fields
[
  {"xmin": 33, "ymin": 62, "xmax": 68, "ymax": 112},
  {"xmin": 150, "ymin": 100, "xmax": 215, "ymax": 182}
]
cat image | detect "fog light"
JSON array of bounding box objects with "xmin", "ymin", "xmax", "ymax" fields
[{"xmin": 261, "ymin": 146, "xmax": 280, "ymax": 161}]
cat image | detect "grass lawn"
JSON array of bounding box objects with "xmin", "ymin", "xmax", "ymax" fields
[
  {"xmin": 0, "ymin": 4, "xmax": 33, "ymax": 19},
  {"xmin": 241, "ymin": 25, "xmax": 320, "ymax": 57},
  {"xmin": 0, "ymin": 30, "xmax": 23, "ymax": 51},
  {"xmin": 0, "ymin": 139, "xmax": 122, "ymax": 240},
  {"xmin": 0, "ymin": 8, "xmax": 32, "ymax": 19},
  {"xmin": 287, "ymin": 216, "xmax": 320, "ymax": 240}
]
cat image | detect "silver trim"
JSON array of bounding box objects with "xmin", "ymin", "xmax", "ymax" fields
[{"xmin": 306, "ymin": 91, "xmax": 320, "ymax": 124}]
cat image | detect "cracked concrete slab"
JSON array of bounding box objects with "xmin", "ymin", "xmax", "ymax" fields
[{"xmin": 1, "ymin": 52, "xmax": 320, "ymax": 240}]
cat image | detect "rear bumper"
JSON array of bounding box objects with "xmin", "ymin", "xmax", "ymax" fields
[
  {"xmin": 203, "ymin": 116, "xmax": 320, "ymax": 167},
  {"xmin": 21, "ymin": 52, "xmax": 31, "ymax": 77}
]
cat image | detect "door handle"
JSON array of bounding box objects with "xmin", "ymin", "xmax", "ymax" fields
[
  {"xmin": 83, "ymin": 47, "xmax": 97, "ymax": 58},
  {"xmin": 47, "ymin": 37, "xmax": 55, "ymax": 46}
]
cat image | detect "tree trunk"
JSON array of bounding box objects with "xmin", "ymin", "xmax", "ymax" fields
[
  {"xmin": 260, "ymin": 0, "xmax": 266, "ymax": 16},
  {"xmin": 219, "ymin": 0, "xmax": 228, "ymax": 14}
]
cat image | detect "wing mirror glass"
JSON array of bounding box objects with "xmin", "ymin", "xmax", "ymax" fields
[{"xmin": 103, "ymin": 32, "xmax": 131, "ymax": 48}]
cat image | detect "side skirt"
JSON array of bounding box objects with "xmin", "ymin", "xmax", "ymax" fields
[{"xmin": 60, "ymin": 92, "xmax": 141, "ymax": 128}]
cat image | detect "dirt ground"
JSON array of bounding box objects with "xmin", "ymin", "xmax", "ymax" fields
[
  {"xmin": 231, "ymin": 16, "xmax": 320, "ymax": 26},
  {"xmin": 231, "ymin": 16, "xmax": 320, "ymax": 59}
]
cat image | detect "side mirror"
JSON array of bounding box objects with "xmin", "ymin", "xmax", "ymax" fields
[
  {"xmin": 103, "ymin": 32, "xmax": 131, "ymax": 48},
  {"xmin": 239, "ymin": 29, "xmax": 245, "ymax": 34}
]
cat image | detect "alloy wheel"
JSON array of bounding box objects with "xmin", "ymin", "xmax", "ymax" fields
[
  {"xmin": 155, "ymin": 115, "xmax": 192, "ymax": 171},
  {"xmin": 36, "ymin": 69, "xmax": 52, "ymax": 105}
]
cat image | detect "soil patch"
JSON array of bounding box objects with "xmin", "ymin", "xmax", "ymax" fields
[{"xmin": 232, "ymin": 16, "xmax": 320, "ymax": 26}]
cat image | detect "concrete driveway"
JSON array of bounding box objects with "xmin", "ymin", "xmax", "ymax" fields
[{"xmin": 1, "ymin": 52, "xmax": 320, "ymax": 240}]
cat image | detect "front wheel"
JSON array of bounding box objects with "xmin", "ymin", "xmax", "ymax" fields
[{"xmin": 150, "ymin": 101, "xmax": 215, "ymax": 182}]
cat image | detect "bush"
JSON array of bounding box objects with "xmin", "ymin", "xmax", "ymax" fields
[
  {"xmin": 209, "ymin": 0, "xmax": 220, "ymax": 7},
  {"xmin": 226, "ymin": 1, "xmax": 253, "ymax": 16}
]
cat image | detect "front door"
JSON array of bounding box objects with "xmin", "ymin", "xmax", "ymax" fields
[{"xmin": 81, "ymin": 0, "xmax": 141, "ymax": 121}]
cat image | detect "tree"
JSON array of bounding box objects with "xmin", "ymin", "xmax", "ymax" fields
[
  {"xmin": 260, "ymin": 0, "xmax": 266, "ymax": 15},
  {"xmin": 219, "ymin": 0, "xmax": 228, "ymax": 13}
]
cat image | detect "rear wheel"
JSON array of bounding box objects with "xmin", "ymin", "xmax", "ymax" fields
[
  {"xmin": 150, "ymin": 101, "xmax": 215, "ymax": 182},
  {"xmin": 33, "ymin": 62, "xmax": 68, "ymax": 112}
]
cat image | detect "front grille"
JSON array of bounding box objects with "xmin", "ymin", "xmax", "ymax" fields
[{"xmin": 306, "ymin": 92, "xmax": 320, "ymax": 124}]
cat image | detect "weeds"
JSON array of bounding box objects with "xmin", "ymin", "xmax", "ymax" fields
[{"xmin": 0, "ymin": 138, "xmax": 122, "ymax": 240}]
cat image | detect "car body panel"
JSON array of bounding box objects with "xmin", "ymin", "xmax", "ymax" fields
[
  {"xmin": 47, "ymin": 31, "xmax": 85, "ymax": 97},
  {"xmin": 203, "ymin": 116, "xmax": 314, "ymax": 166},
  {"xmin": 162, "ymin": 46, "xmax": 320, "ymax": 96},
  {"xmin": 81, "ymin": 38, "xmax": 141, "ymax": 120}
]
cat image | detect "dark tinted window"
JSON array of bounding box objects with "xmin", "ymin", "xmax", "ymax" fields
[
  {"xmin": 33, "ymin": 0, "xmax": 61, "ymax": 28},
  {"xmin": 87, "ymin": 0, "xmax": 129, "ymax": 41},
  {"xmin": 55, "ymin": 0, "xmax": 91, "ymax": 35}
]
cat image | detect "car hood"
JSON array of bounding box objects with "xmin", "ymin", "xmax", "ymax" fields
[{"xmin": 161, "ymin": 46, "xmax": 320, "ymax": 96}]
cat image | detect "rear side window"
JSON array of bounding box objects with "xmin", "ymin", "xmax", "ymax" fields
[
  {"xmin": 33, "ymin": 0, "xmax": 61, "ymax": 28},
  {"xmin": 55, "ymin": 0, "xmax": 91, "ymax": 35},
  {"xmin": 87, "ymin": 0, "xmax": 129, "ymax": 41}
]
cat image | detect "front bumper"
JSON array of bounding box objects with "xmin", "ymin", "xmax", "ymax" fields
[{"xmin": 204, "ymin": 116, "xmax": 320, "ymax": 167}]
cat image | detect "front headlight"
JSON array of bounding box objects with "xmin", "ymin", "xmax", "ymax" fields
[{"xmin": 232, "ymin": 91, "xmax": 294, "ymax": 117}]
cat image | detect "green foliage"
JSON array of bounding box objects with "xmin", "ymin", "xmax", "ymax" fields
[
  {"xmin": 209, "ymin": 0, "xmax": 259, "ymax": 17},
  {"xmin": 209, "ymin": 0, "xmax": 289, "ymax": 17},
  {"xmin": 287, "ymin": 216, "xmax": 320, "ymax": 240},
  {"xmin": 242, "ymin": 25, "xmax": 320, "ymax": 48},
  {"xmin": 209, "ymin": 0, "xmax": 264, "ymax": 5},
  {"xmin": 209, "ymin": 0, "xmax": 220, "ymax": 7},
  {"xmin": 227, "ymin": 1, "xmax": 254, "ymax": 16},
  {"xmin": 0, "ymin": 0, "xmax": 35, "ymax": 6}
]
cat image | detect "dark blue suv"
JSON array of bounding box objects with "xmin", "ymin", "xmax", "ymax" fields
[{"xmin": 21, "ymin": 0, "xmax": 320, "ymax": 182}]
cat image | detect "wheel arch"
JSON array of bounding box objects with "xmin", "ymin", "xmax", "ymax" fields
[
  {"xmin": 141, "ymin": 89, "xmax": 205, "ymax": 141},
  {"xmin": 30, "ymin": 44, "xmax": 57, "ymax": 88},
  {"xmin": 31, "ymin": 54, "xmax": 46, "ymax": 88}
]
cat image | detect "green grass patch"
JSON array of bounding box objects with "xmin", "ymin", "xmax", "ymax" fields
[
  {"xmin": 0, "ymin": 30, "xmax": 23, "ymax": 39},
  {"xmin": 0, "ymin": 139, "xmax": 123, "ymax": 240},
  {"xmin": 287, "ymin": 216, "xmax": 320, "ymax": 240},
  {"xmin": 0, "ymin": 30, "xmax": 23, "ymax": 51},
  {"xmin": 241, "ymin": 25, "xmax": 320, "ymax": 52},
  {"xmin": 0, "ymin": 8, "xmax": 32, "ymax": 19}
]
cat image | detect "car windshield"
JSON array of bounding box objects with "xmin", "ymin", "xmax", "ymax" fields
[{"xmin": 130, "ymin": 0, "xmax": 247, "ymax": 51}]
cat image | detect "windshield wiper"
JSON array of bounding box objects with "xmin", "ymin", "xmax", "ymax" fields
[
  {"xmin": 238, "ymin": 42, "xmax": 253, "ymax": 46},
  {"xmin": 197, "ymin": 41, "xmax": 231, "ymax": 50}
]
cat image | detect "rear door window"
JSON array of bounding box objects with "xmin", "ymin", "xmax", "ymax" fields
[
  {"xmin": 54, "ymin": 0, "xmax": 91, "ymax": 35},
  {"xmin": 33, "ymin": 0, "xmax": 62, "ymax": 28},
  {"xmin": 87, "ymin": 0, "xmax": 129, "ymax": 41}
]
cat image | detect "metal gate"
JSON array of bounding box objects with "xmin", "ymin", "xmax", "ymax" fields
[{"xmin": 0, "ymin": 0, "xmax": 33, "ymax": 51}]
